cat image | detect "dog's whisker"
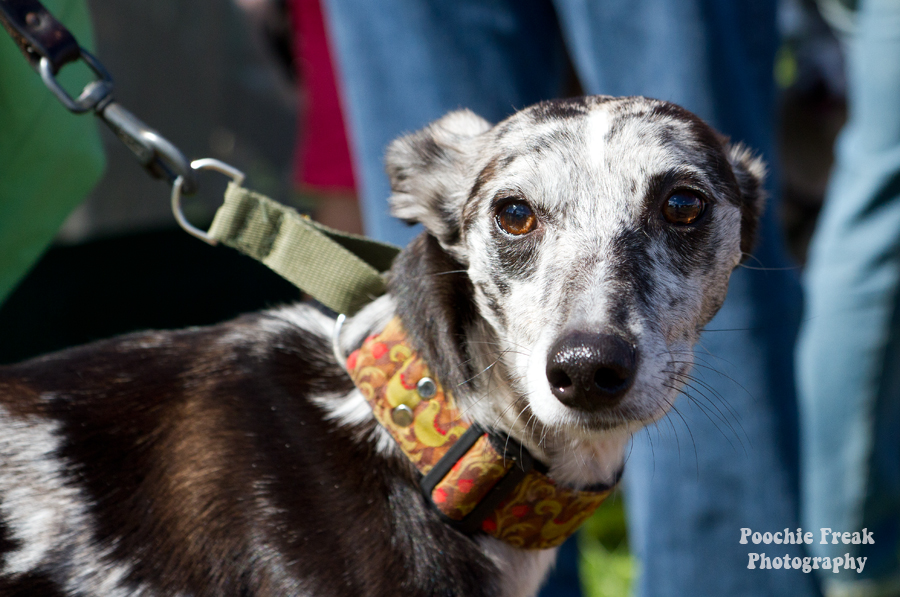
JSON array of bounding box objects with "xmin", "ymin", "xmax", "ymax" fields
[
  {"xmin": 652, "ymin": 349, "xmax": 727, "ymax": 379},
  {"xmin": 666, "ymin": 360, "xmax": 755, "ymax": 405},
  {"xmin": 691, "ymin": 340, "xmax": 744, "ymax": 373},
  {"xmin": 645, "ymin": 423, "xmax": 657, "ymax": 478},
  {"xmin": 664, "ymin": 380, "xmax": 745, "ymax": 454},
  {"xmin": 457, "ymin": 350, "xmax": 508, "ymax": 389},
  {"xmin": 499, "ymin": 397, "xmax": 532, "ymax": 465},
  {"xmin": 736, "ymin": 258, "xmax": 800, "ymax": 272},
  {"xmin": 664, "ymin": 398, "xmax": 700, "ymax": 476},
  {"xmin": 430, "ymin": 269, "xmax": 469, "ymax": 276},
  {"xmin": 539, "ymin": 418, "xmax": 552, "ymax": 450},
  {"xmin": 466, "ymin": 339, "xmax": 533, "ymax": 358},
  {"xmin": 660, "ymin": 348, "xmax": 735, "ymax": 370},
  {"xmin": 673, "ymin": 405, "xmax": 702, "ymax": 483},
  {"xmin": 488, "ymin": 392, "xmax": 526, "ymax": 437},
  {"xmin": 661, "ymin": 401, "xmax": 684, "ymax": 462},
  {"xmin": 665, "ymin": 367, "xmax": 745, "ymax": 423},
  {"xmin": 663, "ymin": 372, "xmax": 736, "ymax": 432},
  {"xmin": 655, "ymin": 350, "xmax": 714, "ymax": 464},
  {"xmin": 525, "ymin": 412, "xmax": 539, "ymax": 448},
  {"xmin": 663, "ymin": 370, "xmax": 732, "ymax": 416},
  {"xmin": 662, "ymin": 360, "xmax": 752, "ymax": 423},
  {"xmin": 682, "ymin": 395, "xmax": 749, "ymax": 452},
  {"xmin": 740, "ymin": 251, "xmax": 764, "ymax": 268},
  {"xmin": 663, "ymin": 367, "xmax": 748, "ymax": 440}
]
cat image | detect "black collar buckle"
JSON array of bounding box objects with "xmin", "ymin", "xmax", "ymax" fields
[{"xmin": 420, "ymin": 423, "xmax": 535, "ymax": 535}]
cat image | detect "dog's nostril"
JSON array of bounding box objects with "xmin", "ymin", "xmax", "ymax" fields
[
  {"xmin": 546, "ymin": 331, "xmax": 638, "ymax": 412},
  {"xmin": 594, "ymin": 367, "xmax": 630, "ymax": 393},
  {"xmin": 547, "ymin": 368, "xmax": 573, "ymax": 391}
]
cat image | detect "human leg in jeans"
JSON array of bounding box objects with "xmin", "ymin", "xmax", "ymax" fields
[{"xmin": 798, "ymin": 0, "xmax": 900, "ymax": 593}]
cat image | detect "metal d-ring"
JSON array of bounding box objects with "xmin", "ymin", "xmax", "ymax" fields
[
  {"xmin": 331, "ymin": 313, "xmax": 348, "ymax": 372},
  {"xmin": 171, "ymin": 158, "xmax": 246, "ymax": 245}
]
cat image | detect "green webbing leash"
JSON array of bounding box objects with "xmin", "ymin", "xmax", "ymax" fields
[
  {"xmin": 169, "ymin": 160, "xmax": 400, "ymax": 316},
  {"xmin": 207, "ymin": 182, "xmax": 399, "ymax": 316},
  {"xmin": 1, "ymin": 0, "xmax": 401, "ymax": 316}
]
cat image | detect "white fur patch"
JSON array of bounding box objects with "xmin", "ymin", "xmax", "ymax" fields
[
  {"xmin": 312, "ymin": 388, "xmax": 397, "ymax": 456},
  {"xmin": 0, "ymin": 414, "xmax": 76, "ymax": 575},
  {"xmin": 0, "ymin": 407, "xmax": 157, "ymax": 595},
  {"xmin": 585, "ymin": 108, "xmax": 613, "ymax": 166},
  {"xmin": 273, "ymin": 296, "xmax": 399, "ymax": 457},
  {"xmin": 478, "ymin": 537, "xmax": 559, "ymax": 597}
]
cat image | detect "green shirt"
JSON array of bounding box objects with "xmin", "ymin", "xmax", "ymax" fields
[{"xmin": 0, "ymin": 0, "xmax": 105, "ymax": 304}]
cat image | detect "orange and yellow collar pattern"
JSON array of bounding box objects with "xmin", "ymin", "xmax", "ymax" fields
[{"xmin": 346, "ymin": 317, "xmax": 617, "ymax": 550}]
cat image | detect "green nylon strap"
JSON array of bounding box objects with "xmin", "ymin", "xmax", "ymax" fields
[{"xmin": 208, "ymin": 182, "xmax": 400, "ymax": 316}]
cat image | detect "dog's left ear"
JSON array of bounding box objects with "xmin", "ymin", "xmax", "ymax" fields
[
  {"xmin": 725, "ymin": 142, "xmax": 767, "ymax": 262},
  {"xmin": 385, "ymin": 110, "xmax": 492, "ymax": 256}
]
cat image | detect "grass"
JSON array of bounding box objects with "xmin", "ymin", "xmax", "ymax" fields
[{"xmin": 579, "ymin": 495, "xmax": 636, "ymax": 597}]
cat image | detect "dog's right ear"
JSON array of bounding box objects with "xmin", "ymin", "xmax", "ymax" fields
[
  {"xmin": 385, "ymin": 110, "xmax": 492, "ymax": 255},
  {"xmin": 725, "ymin": 142, "xmax": 767, "ymax": 262}
]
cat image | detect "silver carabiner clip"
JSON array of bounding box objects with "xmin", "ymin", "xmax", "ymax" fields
[
  {"xmin": 38, "ymin": 48, "xmax": 113, "ymax": 114},
  {"xmin": 171, "ymin": 158, "xmax": 246, "ymax": 245}
]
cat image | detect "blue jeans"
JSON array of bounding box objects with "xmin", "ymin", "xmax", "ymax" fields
[
  {"xmin": 322, "ymin": 1, "xmax": 819, "ymax": 595},
  {"xmin": 797, "ymin": 0, "xmax": 900, "ymax": 592}
]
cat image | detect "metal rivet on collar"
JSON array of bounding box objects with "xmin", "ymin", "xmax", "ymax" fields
[
  {"xmin": 391, "ymin": 404, "xmax": 415, "ymax": 427},
  {"xmin": 416, "ymin": 377, "xmax": 437, "ymax": 399}
]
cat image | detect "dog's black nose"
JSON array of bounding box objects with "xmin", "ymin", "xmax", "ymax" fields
[{"xmin": 545, "ymin": 331, "xmax": 637, "ymax": 411}]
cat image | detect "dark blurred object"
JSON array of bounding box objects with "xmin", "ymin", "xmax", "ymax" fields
[
  {"xmin": 0, "ymin": 228, "xmax": 300, "ymax": 365},
  {"xmin": 232, "ymin": 0, "xmax": 364, "ymax": 234},
  {"xmin": 234, "ymin": 0, "xmax": 296, "ymax": 82},
  {"xmin": 60, "ymin": 0, "xmax": 297, "ymax": 242},
  {"xmin": 778, "ymin": 0, "xmax": 849, "ymax": 263}
]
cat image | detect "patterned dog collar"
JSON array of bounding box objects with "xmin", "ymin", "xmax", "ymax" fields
[{"xmin": 346, "ymin": 317, "xmax": 618, "ymax": 550}]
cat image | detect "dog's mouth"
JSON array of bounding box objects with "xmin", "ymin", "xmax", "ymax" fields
[{"xmin": 565, "ymin": 404, "xmax": 667, "ymax": 432}]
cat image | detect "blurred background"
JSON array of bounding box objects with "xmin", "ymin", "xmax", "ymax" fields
[
  {"xmin": 0, "ymin": 0, "xmax": 304, "ymax": 362},
  {"xmin": 0, "ymin": 0, "xmax": 856, "ymax": 594}
]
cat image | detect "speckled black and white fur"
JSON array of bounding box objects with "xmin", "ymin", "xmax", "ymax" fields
[{"xmin": 0, "ymin": 96, "xmax": 763, "ymax": 597}]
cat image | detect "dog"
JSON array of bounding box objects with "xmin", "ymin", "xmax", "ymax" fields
[{"xmin": 0, "ymin": 95, "xmax": 763, "ymax": 597}]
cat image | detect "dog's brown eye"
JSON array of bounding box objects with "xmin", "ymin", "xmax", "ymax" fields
[
  {"xmin": 496, "ymin": 201, "xmax": 537, "ymax": 235},
  {"xmin": 662, "ymin": 191, "xmax": 706, "ymax": 225}
]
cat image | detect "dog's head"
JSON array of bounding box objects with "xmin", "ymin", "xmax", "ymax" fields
[{"xmin": 386, "ymin": 96, "xmax": 763, "ymax": 452}]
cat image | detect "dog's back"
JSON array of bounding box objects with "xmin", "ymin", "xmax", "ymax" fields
[{"xmin": 0, "ymin": 312, "xmax": 500, "ymax": 596}]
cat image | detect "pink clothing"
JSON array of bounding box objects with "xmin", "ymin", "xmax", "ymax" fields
[{"xmin": 289, "ymin": 0, "xmax": 356, "ymax": 192}]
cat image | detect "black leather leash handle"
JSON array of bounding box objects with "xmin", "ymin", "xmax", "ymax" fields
[{"xmin": 0, "ymin": 0, "xmax": 79, "ymax": 72}]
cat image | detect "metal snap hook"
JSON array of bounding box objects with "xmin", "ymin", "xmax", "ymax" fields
[
  {"xmin": 171, "ymin": 158, "xmax": 246, "ymax": 245},
  {"xmin": 38, "ymin": 48, "xmax": 113, "ymax": 114}
]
